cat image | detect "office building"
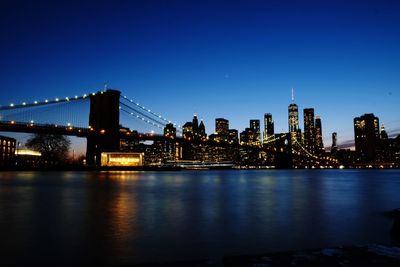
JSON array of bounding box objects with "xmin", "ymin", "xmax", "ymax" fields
[
  {"xmin": 288, "ymin": 90, "xmax": 299, "ymax": 146},
  {"xmin": 182, "ymin": 122, "xmax": 193, "ymax": 140},
  {"xmin": 304, "ymin": 108, "xmax": 315, "ymax": 154},
  {"xmin": 198, "ymin": 120, "xmax": 207, "ymax": 140},
  {"xmin": 288, "ymin": 103, "xmax": 299, "ymax": 133},
  {"xmin": 249, "ymin": 119, "xmax": 261, "ymax": 145},
  {"xmin": 354, "ymin": 113, "xmax": 380, "ymax": 162},
  {"xmin": 263, "ymin": 113, "xmax": 274, "ymax": 143},
  {"xmin": 331, "ymin": 132, "xmax": 338, "ymax": 154},
  {"xmin": 215, "ymin": 118, "xmax": 229, "ymax": 142},
  {"xmin": 315, "ymin": 116, "xmax": 324, "ymax": 151},
  {"xmin": 228, "ymin": 129, "xmax": 239, "ymax": 145},
  {"xmin": 164, "ymin": 123, "xmax": 177, "ymax": 139},
  {"xmin": 0, "ymin": 135, "xmax": 16, "ymax": 167},
  {"xmin": 192, "ymin": 114, "xmax": 199, "ymax": 140}
]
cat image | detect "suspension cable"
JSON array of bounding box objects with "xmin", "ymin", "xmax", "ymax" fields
[{"xmin": 121, "ymin": 95, "xmax": 181, "ymax": 129}]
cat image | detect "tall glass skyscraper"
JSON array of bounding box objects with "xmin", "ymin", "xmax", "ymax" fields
[
  {"xmin": 248, "ymin": 119, "xmax": 261, "ymax": 145},
  {"xmin": 215, "ymin": 118, "xmax": 229, "ymax": 142},
  {"xmin": 288, "ymin": 89, "xmax": 300, "ymax": 146},
  {"xmin": 315, "ymin": 116, "xmax": 324, "ymax": 151},
  {"xmin": 288, "ymin": 103, "xmax": 299, "ymax": 133},
  {"xmin": 304, "ymin": 108, "xmax": 315, "ymax": 154},
  {"xmin": 354, "ymin": 113, "xmax": 380, "ymax": 162},
  {"xmin": 263, "ymin": 113, "xmax": 274, "ymax": 143}
]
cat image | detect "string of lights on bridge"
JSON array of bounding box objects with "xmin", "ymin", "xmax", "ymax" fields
[
  {"xmin": 0, "ymin": 91, "xmax": 107, "ymax": 111},
  {"xmin": 120, "ymin": 108, "xmax": 164, "ymax": 130},
  {"xmin": 121, "ymin": 95, "xmax": 182, "ymax": 129},
  {"xmin": 293, "ymin": 139, "xmax": 337, "ymax": 164},
  {"xmin": 263, "ymin": 134, "xmax": 287, "ymax": 144},
  {"xmin": 0, "ymin": 90, "xmax": 182, "ymax": 133},
  {"xmin": 0, "ymin": 91, "xmax": 338, "ymax": 164},
  {"xmin": 293, "ymin": 139, "xmax": 316, "ymax": 158},
  {"xmin": 119, "ymin": 97, "xmax": 182, "ymax": 134}
]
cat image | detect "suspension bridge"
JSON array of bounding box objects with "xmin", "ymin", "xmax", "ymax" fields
[{"xmin": 0, "ymin": 89, "xmax": 336, "ymax": 167}]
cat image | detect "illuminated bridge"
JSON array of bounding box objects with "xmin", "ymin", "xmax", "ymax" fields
[
  {"xmin": 0, "ymin": 89, "xmax": 336, "ymax": 167},
  {"xmin": 0, "ymin": 89, "xmax": 184, "ymax": 165}
]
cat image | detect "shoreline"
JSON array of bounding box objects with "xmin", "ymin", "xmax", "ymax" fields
[
  {"xmin": 131, "ymin": 243, "xmax": 400, "ymax": 267},
  {"xmin": 2, "ymin": 165, "xmax": 400, "ymax": 171}
]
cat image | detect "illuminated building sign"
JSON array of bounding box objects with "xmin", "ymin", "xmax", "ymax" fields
[{"xmin": 101, "ymin": 152, "xmax": 144, "ymax": 167}]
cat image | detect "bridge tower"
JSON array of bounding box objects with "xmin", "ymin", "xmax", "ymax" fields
[{"xmin": 86, "ymin": 89, "xmax": 121, "ymax": 166}]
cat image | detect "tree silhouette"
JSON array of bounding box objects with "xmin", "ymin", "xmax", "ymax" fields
[{"xmin": 26, "ymin": 134, "xmax": 71, "ymax": 165}]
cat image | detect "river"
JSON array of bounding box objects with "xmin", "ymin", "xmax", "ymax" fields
[{"xmin": 0, "ymin": 170, "xmax": 399, "ymax": 265}]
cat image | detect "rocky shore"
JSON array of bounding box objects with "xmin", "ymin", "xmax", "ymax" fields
[{"xmin": 134, "ymin": 244, "xmax": 400, "ymax": 267}]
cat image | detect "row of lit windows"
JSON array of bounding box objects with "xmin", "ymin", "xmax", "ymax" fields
[
  {"xmin": 0, "ymin": 144, "xmax": 15, "ymax": 149},
  {"xmin": 0, "ymin": 147, "xmax": 14, "ymax": 152},
  {"xmin": 0, "ymin": 138, "xmax": 16, "ymax": 162},
  {"xmin": 0, "ymin": 140, "xmax": 14, "ymax": 146}
]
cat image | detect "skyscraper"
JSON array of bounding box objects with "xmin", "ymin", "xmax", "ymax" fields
[
  {"xmin": 288, "ymin": 89, "xmax": 299, "ymax": 145},
  {"xmin": 182, "ymin": 122, "xmax": 193, "ymax": 140},
  {"xmin": 250, "ymin": 119, "xmax": 261, "ymax": 145},
  {"xmin": 379, "ymin": 124, "xmax": 390, "ymax": 162},
  {"xmin": 215, "ymin": 118, "xmax": 229, "ymax": 135},
  {"xmin": 164, "ymin": 123, "xmax": 176, "ymax": 139},
  {"xmin": 240, "ymin": 128, "xmax": 253, "ymax": 146},
  {"xmin": 315, "ymin": 116, "xmax": 324, "ymax": 151},
  {"xmin": 163, "ymin": 123, "xmax": 177, "ymax": 160},
  {"xmin": 183, "ymin": 114, "xmax": 206, "ymax": 141},
  {"xmin": 303, "ymin": 108, "xmax": 315, "ymax": 154},
  {"xmin": 288, "ymin": 103, "xmax": 299, "ymax": 133},
  {"xmin": 331, "ymin": 132, "xmax": 338, "ymax": 154},
  {"xmin": 215, "ymin": 118, "xmax": 229, "ymax": 142},
  {"xmin": 354, "ymin": 113, "xmax": 380, "ymax": 162},
  {"xmin": 263, "ymin": 113, "xmax": 274, "ymax": 143},
  {"xmin": 192, "ymin": 113, "xmax": 199, "ymax": 133},
  {"xmin": 198, "ymin": 120, "xmax": 206, "ymax": 140},
  {"xmin": 380, "ymin": 124, "xmax": 388, "ymax": 140},
  {"xmin": 228, "ymin": 129, "xmax": 239, "ymax": 144}
]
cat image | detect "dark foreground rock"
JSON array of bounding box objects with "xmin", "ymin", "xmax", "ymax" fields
[
  {"xmin": 133, "ymin": 244, "xmax": 400, "ymax": 267},
  {"xmin": 224, "ymin": 244, "xmax": 400, "ymax": 267},
  {"xmin": 392, "ymin": 209, "xmax": 400, "ymax": 240}
]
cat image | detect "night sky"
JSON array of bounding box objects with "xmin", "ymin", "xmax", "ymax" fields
[{"xmin": 1, "ymin": 0, "xmax": 400, "ymax": 152}]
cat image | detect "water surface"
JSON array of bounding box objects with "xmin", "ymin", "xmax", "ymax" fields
[{"xmin": 0, "ymin": 170, "xmax": 399, "ymax": 265}]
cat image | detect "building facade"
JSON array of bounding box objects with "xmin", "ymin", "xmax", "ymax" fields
[
  {"xmin": 303, "ymin": 108, "xmax": 316, "ymax": 154},
  {"xmin": 215, "ymin": 118, "xmax": 229, "ymax": 142},
  {"xmin": 354, "ymin": 113, "xmax": 380, "ymax": 163},
  {"xmin": 263, "ymin": 113, "xmax": 274, "ymax": 143},
  {"xmin": 164, "ymin": 123, "xmax": 177, "ymax": 139},
  {"xmin": 0, "ymin": 135, "xmax": 16, "ymax": 167},
  {"xmin": 288, "ymin": 103, "xmax": 299, "ymax": 133},
  {"xmin": 331, "ymin": 132, "xmax": 338, "ymax": 154},
  {"xmin": 228, "ymin": 129, "xmax": 239, "ymax": 145},
  {"xmin": 288, "ymin": 103, "xmax": 299, "ymax": 145},
  {"xmin": 249, "ymin": 119, "xmax": 261, "ymax": 145},
  {"xmin": 315, "ymin": 116, "xmax": 324, "ymax": 152}
]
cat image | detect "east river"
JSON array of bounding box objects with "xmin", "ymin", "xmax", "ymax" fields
[{"xmin": 0, "ymin": 170, "xmax": 399, "ymax": 265}]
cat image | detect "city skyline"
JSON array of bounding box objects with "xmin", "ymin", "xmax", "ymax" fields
[
  {"xmin": 1, "ymin": 0, "xmax": 400, "ymax": 151},
  {"xmin": 1, "ymin": 86, "xmax": 399, "ymax": 155}
]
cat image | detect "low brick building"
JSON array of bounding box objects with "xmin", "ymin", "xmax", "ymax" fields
[{"xmin": 0, "ymin": 135, "xmax": 16, "ymax": 167}]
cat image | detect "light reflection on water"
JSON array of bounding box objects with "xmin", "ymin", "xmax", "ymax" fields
[{"xmin": 0, "ymin": 170, "xmax": 399, "ymax": 265}]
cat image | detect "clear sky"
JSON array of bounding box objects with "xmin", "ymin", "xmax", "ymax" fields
[{"xmin": 1, "ymin": 0, "xmax": 400, "ymax": 151}]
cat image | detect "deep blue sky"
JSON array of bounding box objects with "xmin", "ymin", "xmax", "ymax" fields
[{"xmin": 1, "ymin": 0, "xmax": 400, "ymax": 150}]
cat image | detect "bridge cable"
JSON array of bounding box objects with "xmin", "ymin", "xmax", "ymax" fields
[{"xmin": 120, "ymin": 95, "xmax": 182, "ymax": 129}]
